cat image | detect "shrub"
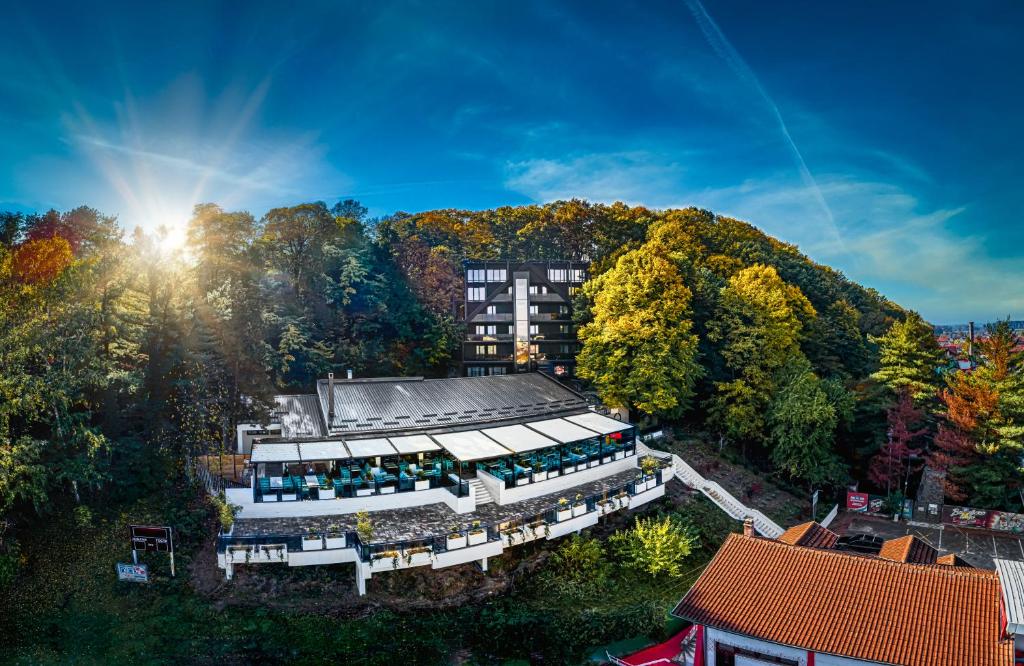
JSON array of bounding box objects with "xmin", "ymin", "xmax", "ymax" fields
[
  {"xmin": 610, "ymin": 516, "xmax": 695, "ymax": 577},
  {"xmin": 549, "ymin": 534, "xmax": 608, "ymax": 585}
]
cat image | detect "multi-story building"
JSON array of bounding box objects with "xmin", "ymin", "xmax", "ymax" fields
[{"xmin": 460, "ymin": 260, "xmax": 587, "ymax": 378}]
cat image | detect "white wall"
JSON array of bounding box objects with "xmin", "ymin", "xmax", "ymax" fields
[
  {"xmin": 229, "ymin": 485, "xmax": 475, "ymax": 519},
  {"xmin": 704, "ymin": 628, "xmax": 873, "ymax": 666},
  {"xmin": 486, "ymin": 455, "xmax": 638, "ymax": 505}
]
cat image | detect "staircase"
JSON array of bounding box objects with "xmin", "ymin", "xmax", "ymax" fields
[
  {"xmin": 467, "ymin": 478, "xmax": 495, "ymax": 506},
  {"xmin": 637, "ymin": 442, "xmax": 785, "ymax": 538}
]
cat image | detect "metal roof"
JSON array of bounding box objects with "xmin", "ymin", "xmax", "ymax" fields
[
  {"xmin": 344, "ymin": 437, "xmax": 396, "ymax": 458},
  {"xmin": 525, "ymin": 417, "xmax": 600, "ymax": 443},
  {"xmin": 431, "ymin": 430, "xmax": 511, "ymax": 462},
  {"xmin": 250, "ymin": 443, "xmax": 301, "ymax": 463},
  {"xmin": 480, "ymin": 423, "xmax": 560, "ymax": 454},
  {"xmin": 996, "ymin": 559, "xmax": 1024, "ymax": 635},
  {"xmin": 315, "ymin": 373, "xmax": 586, "ymax": 434},
  {"xmin": 388, "ymin": 434, "xmax": 440, "ymax": 454},
  {"xmin": 273, "ymin": 395, "xmax": 325, "ymax": 438},
  {"xmin": 565, "ymin": 411, "xmax": 630, "ymax": 435},
  {"xmin": 298, "ymin": 441, "xmax": 349, "ymax": 460}
]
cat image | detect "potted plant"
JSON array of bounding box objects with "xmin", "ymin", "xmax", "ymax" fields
[
  {"xmin": 371, "ymin": 550, "xmax": 400, "ymax": 570},
  {"xmin": 414, "ymin": 469, "xmax": 430, "ymax": 491},
  {"xmin": 302, "ymin": 532, "xmax": 323, "ymax": 550},
  {"xmin": 614, "ymin": 490, "xmax": 630, "ymax": 510},
  {"xmin": 357, "ymin": 475, "xmax": 375, "ymax": 496},
  {"xmin": 404, "ymin": 545, "xmax": 432, "ymax": 566},
  {"xmin": 467, "ymin": 520, "xmax": 487, "ymax": 546},
  {"xmin": 446, "ymin": 527, "xmax": 467, "ymax": 550},
  {"xmin": 597, "ymin": 496, "xmax": 613, "ymax": 515},
  {"xmin": 532, "ymin": 462, "xmax": 547, "ymax": 483},
  {"xmin": 500, "ymin": 524, "xmax": 523, "ymax": 545},
  {"xmin": 318, "ymin": 479, "xmax": 335, "ymax": 500},
  {"xmin": 325, "ymin": 525, "xmax": 346, "ymax": 549},
  {"xmin": 555, "ymin": 497, "xmax": 572, "ymax": 522},
  {"xmin": 571, "ymin": 493, "xmax": 587, "ymax": 517}
]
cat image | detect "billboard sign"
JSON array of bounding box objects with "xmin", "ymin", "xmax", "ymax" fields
[
  {"xmin": 846, "ymin": 491, "xmax": 869, "ymax": 511},
  {"xmin": 116, "ymin": 562, "xmax": 149, "ymax": 583},
  {"xmin": 130, "ymin": 525, "xmax": 173, "ymax": 553}
]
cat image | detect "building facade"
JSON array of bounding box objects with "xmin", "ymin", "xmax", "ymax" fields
[{"xmin": 460, "ymin": 260, "xmax": 587, "ymax": 378}]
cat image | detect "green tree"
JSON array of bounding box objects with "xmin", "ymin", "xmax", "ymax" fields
[
  {"xmin": 869, "ymin": 313, "xmax": 944, "ymax": 401},
  {"xmin": 577, "ymin": 242, "xmax": 703, "ymax": 417},
  {"xmin": 610, "ymin": 515, "xmax": 695, "ymax": 577}
]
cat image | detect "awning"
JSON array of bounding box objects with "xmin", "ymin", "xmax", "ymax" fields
[
  {"xmin": 525, "ymin": 418, "xmax": 600, "ymax": 444},
  {"xmin": 250, "ymin": 442, "xmax": 301, "ymax": 463},
  {"xmin": 344, "ymin": 437, "xmax": 396, "ymax": 458},
  {"xmin": 565, "ymin": 411, "xmax": 632, "ymax": 435},
  {"xmin": 480, "ymin": 423, "xmax": 560, "ymax": 454},
  {"xmin": 388, "ymin": 434, "xmax": 441, "ymax": 454},
  {"xmin": 997, "ymin": 559, "xmax": 1024, "ymax": 635},
  {"xmin": 431, "ymin": 430, "xmax": 511, "ymax": 462},
  {"xmin": 298, "ymin": 441, "xmax": 349, "ymax": 460}
]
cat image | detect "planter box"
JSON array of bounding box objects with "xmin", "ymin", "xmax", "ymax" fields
[
  {"xmin": 614, "ymin": 451, "xmax": 624, "ymax": 460},
  {"xmin": 565, "ymin": 464, "xmax": 577, "ymax": 474},
  {"xmin": 302, "ymin": 537, "xmax": 323, "ymax": 551},
  {"xmin": 325, "ymin": 535, "xmax": 346, "ymax": 549},
  {"xmin": 371, "ymin": 554, "xmax": 400, "ymax": 571},
  {"xmin": 602, "ymin": 456, "xmax": 613, "ymax": 464},
  {"xmin": 467, "ymin": 530, "xmax": 487, "ymax": 546},
  {"xmin": 281, "ymin": 492, "xmax": 296, "ymax": 502},
  {"xmin": 500, "ymin": 529, "xmax": 524, "ymax": 546},
  {"xmin": 533, "ymin": 471, "xmax": 547, "ymax": 482},
  {"xmin": 318, "ymin": 487, "xmax": 335, "ymax": 500},
  {"xmin": 356, "ymin": 488, "xmax": 374, "ymax": 497},
  {"xmin": 556, "ymin": 508, "xmax": 572, "ymax": 522},
  {"xmin": 634, "ymin": 480, "xmax": 649, "ymax": 493},
  {"xmin": 548, "ymin": 470, "xmax": 559, "ymax": 479},
  {"xmin": 380, "ymin": 485, "xmax": 396, "ymax": 494},
  {"xmin": 598, "ymin": 500, "xmax": 615, "ymax": 515},
  {"xmin": 404, "ymin": 549, "xmax": 432, "ymax": 566},
  {"xmin": 446, "ymin": 534, "xmax": 467, "ymax": 550},
  {"xmin": 615, "ymin": 495, "xmax": 631, "ymax": 510},
  {"xmin": 572, "ymin": 503, "xmax": 588, "ymax": 518},
  {"xmin": 262, "ymin": 493, "xmax": 279, "ymax": 502},
  {"xmin": 515, "ymin": 476, "xmax": 530, "ymax": 487},
  {"xmin": 414, "ymin": 479, "xmax": 430, "ymax": 491}
]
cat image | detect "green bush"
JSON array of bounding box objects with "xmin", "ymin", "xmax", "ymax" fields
[{"xmin": 610, "ymin": 516, "xmax": 695, "ymax": 578}]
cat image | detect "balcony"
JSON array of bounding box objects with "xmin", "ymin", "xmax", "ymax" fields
[
  {"xmin": 529, "ymin": 312, "xmax": 572, "ymax": 322},
  {"xmin": 469, "ymin": 313, "xmax": 514, "ymax": 323},
  {"xmin": 464, "ymin": 333, "xmax": 514, "ymax": 342}
]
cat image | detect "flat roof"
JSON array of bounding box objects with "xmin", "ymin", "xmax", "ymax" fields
[
  {"xmin": 480, "ymin": 423, "xmax": 560, "ymax": 454},
  {"xmin": 431, "ymin": 430, "xmax": 511, "ymax": 462},
  {"xmin": 565, "ymin": 411, "xmax": 631, "ymax": 435},
  {"xmin": 525, "ymin": 417, "xmax": 601, "ymax": 444},
  {"xmin": 388, "ymin": 434, "xmax": 441, "ymax": 454},
  {"xmin": 297, "ymin": 441, "xmax": 349, "ymax": 461},
  {"xmin": 997, "ymin": 559, "xmax": 1024, "ymax": 635},
  {"xmin": 344, "ymin": 438, "xmax": 396, "ymax": 458},
  {"xmin": 250, "ymin": 442, "xmax": 301, "ymax": 463}
]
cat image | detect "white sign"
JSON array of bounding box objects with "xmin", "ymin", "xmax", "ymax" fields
[{"xmin": 116, "ymin": 562, "xmax": 149, "ymax": 583}]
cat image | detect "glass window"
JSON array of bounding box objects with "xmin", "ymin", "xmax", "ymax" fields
[
  {"xmin": 486, "ymin": 268, "xmax": 506, "ymax": 282},
  {"xmin": 467, "ymin": 269, "xmax": 485, "ymax": 282},
  {"xmin": 468, "ymin": 287, "xmax": 486, "ymax": 301},
  {"xmin": 560, "ymin": 344, "xmax": 572, "ymax": 354},
  {"xmin": 467, "ymin": 366, "xmax": 486, "ymax": 377},
  {"xmin": 486, "ymin": 305, "xmax": 497, "ymax": 315},
  {"xmin": 529, "ymin": 324, "xmax": 539, "ymax": 335},
  {"xmin": 477, "ymin": 344, "xmax": 497, "ymax": 355},
  {"xmin": 529, "ymin": 305, "xmax": 539, "ymax": 314},
  {"xmin": 569, "ymin": 286, "xmax": 580, "ymax": 296},
  {"xmin": 570, "ymin": 268, "xmax": 586, "ymax": 282},
  {"xmin": 547, "ymin": 268, "xmax": 567, "ymax": 282},
  {"xmin": 490, "ymin": 366, "xmax": 507, "ymax": 375}
]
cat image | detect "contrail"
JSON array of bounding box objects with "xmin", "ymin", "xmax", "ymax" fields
[{"xmin": 684, "ymin": 0, "xmax": 843, "ymax": 249}]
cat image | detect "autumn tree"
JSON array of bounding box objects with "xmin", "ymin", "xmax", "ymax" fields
[{"xmin": 868, "ymin": 389, "xmax": 928, "ymax": 496}]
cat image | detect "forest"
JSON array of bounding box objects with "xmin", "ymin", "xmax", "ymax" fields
[{"xmin": 1, "ymin": 199, "xmax": 1022, "ymax": 662}]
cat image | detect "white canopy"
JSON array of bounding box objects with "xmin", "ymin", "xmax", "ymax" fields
[
  {"xmin": 525, "ymin": 418, "xmax": 599, "ymax": 444},
  {"xmin": 250, "ymin": 442, "xmax": 301, "ymax": 463},
  {"xmin": 344, "ymin": 437, "xmax": 396, "ymax": 458},
  {"xmin": 481, "ymin": 423, "xmax": 559, "ymax": 454},
  {"xmin": 997, "ymin": 559, "xmax": 1024, "ymax": 636},
  {"xmin": 388, "ymin": 434, "xmax": 441, "ymax": 454},
  {"xmin": 298, "ymin": 441, "xmax": 349, "ymax": 460},
  {"xmin": 432, "ymin": 430, "xmax": 511, "ymax": 461},
  {"xmin": 566, "ymin": 412, "xmax": 631, "ymax": 435}
]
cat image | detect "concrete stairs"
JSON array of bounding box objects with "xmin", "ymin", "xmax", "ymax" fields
[
  {"xmin": 467, "ymin": 478, "xmax": 495, "ymax": 506},
  {"xmin": 637, "ymin": 442, "xmax": 785, "ymax": 538}
]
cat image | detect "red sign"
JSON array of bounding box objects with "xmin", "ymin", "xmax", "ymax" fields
[{"xmin": 846, "ymin": 492, "xmax": 869, "ymax": 511}]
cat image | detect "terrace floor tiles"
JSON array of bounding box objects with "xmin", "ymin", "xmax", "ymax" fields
[{"xmin": 232, "ymin": 468, "xmax": 640, "ymax": 543}]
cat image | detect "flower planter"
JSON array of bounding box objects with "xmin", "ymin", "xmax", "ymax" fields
[
  {"xmin": 572, "ymin": 503, "xmax": 588, "ymax": 518},
  {"xmin": 548, "ymin": 470, "xmax": 559, "ymax": 478},
  {"xmin": 598, "ymin": 500, "xmax": 615, "ymax": 515},
  {"xmin": 556, "ymin": 508, "xmax": 572, "ymax": 522},
  {"xmin": 262, "ymin": 493, "xmax": 279, "ymax": 502},
  {"xmin": 515, "ymin": 475, "xmax": 530, "ymax": 487},
  {"xmin": 380, "ymin": 485, "xmax": 396, "ymax": 494},
  {"xmin": 414, "ymin": 479, "xmax": 430, "ymax": 491},
  {"xmin": 281, "ymin": 492, "xmax": 297, "ymax": 502},
  {"xmin": 500, "ymin": 528, "xmax": 524, "ymax": 546},
  {"xmin": 404, "ymin": 549, "xmax": 432, "ymax": 566},
  {"xmin": 325, "ymin": 535, "xmax": 346, "ymax": 549},
  {"xmin": 302, "ymin": 537, "xmax": 323, "ymax": 551},
  {"xmin": 533, "ymin": 471, "xmax": 547, "ymax": 482},
  {"xmin": 447, "ymin": 534, "xmax": 467, "ymax": 550},
  {"xmin": 615, "ymin": 494, "xmax": 631, "ymax": 510},
  {"xmin": 318, "ymin": 487, "xmax": 335, "ymax": 500},
  {"xmin": 565, "ymin": 464, "xmax": 577, "ymax": 474},
  {"xmin": 371, "ymin": 552, "xmax": 400, "ymax": 571},
  {"xmin": 634, "ymin": 479, "xmax": 649, "ymax": 493},
  {"xmin": 602, "ymin": 456, "xmax": 613, "ymax": 464},
  {"xmin": 614, "ymin": 451, "xmax": 624, "ymax": 460},
  {"xmin": 467, "ymin": 529, "xmax": 487, "ymax": 546},
  {"xmin": 356, "ymin": 487, "xmax": 374, "ymax": 497}
]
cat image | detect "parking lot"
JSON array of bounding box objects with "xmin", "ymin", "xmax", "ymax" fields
[{"xmin": 830, "ymin": 513, "xmax": 1024, "ymax": 569}]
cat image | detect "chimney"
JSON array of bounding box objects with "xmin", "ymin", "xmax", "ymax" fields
[
  {"xmin": 327, "ymin": 372, "xmax": 335, "ymax": 422},
  {"xmin": 968, "ymin": 321, "xmax": 975, "ymax": 359},
  {"xmin": 347, "ymin": 368, "xmax": 353, "ymax": 380},
  {"xmin": 743, "ymin": 517, "xmax": 755, "ymax": 537}
]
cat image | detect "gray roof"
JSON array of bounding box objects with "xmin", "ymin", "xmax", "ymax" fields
[
  {"xmin": 273, "ymin": 394, "xmax": 325, "ymax": 439},
  {"xmin": 314, "ymin": 373, "xmax": 587, "ymax": 435}
]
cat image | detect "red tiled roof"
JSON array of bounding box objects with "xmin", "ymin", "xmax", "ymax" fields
[
  {"xmin": 938, "ymin": 553, "xmax": 972, "ymax": 567},
  {"xmin": 777, "ymin": 521, "xmax": 838, "ymax": 549},
  {"xmin": 879, "ymin": 535, "xmax": 938, "ymax": 564},
  {"xmin": 672, "ymin": 533, "xmax": 1011, "ymax": 666}
]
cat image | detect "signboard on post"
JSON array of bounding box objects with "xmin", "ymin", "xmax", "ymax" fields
[
  {"xmin": 846, "ymin": 491, "xmax": 869, "ymax": 511},
  {"xmin": 130, "ymin": 525, "xmax": 173, "ymax": 553},
  {"xmin": 116, "ymin": 562, "xmax": 149, "ymax": 583}
]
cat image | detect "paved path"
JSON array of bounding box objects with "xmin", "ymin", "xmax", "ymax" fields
[{"xmin": 833, "ymin": 513, "xmax": 1024, "ymax": 569}]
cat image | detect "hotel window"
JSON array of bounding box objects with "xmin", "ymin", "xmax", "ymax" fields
[
  {"xmin": 477, "ymin": 325, "xmax": 497, "ymax": 335},
  {"xmin": 558, "ymin": 305, "xmax": 569, "ymax": 316},
  {"xmin": 529, "ymin": 324, "xmax": 539, "ymax": 335},
  {"xmin": 559, "ymin": 344, "xmax": 572, "ymax": 354},
  {"xmin": 467, "ymin": 366, "xmax": 486, "ymax": 377},
  {"xmin": 486, "ymin": 305, "xmax": 497, "ymax": 315},
  {"xmin": 528, "ymin": 284, "xmax": 548, "ymax": 295},
  {"xmin": 477, "ymin": 344, "xmax": 497, "ymax": 356},
  {"xmin": 547, "ymin": 268, "xmax": 567, "ymax": 282},
  {"xmin": 486, "ymin": 268, "xmax": 506, "ymax": 282},
  {"xmin": 467, "ymin": 269, "xmax": 485, "ymax": 282},
  {"xmin": 559, "ymin": 324, "xmax": 570, "ymax": 335},
  {"xmin": 569, "ymin": 268, "xmax": 585, "ymax": 282},
  {"xmin": 468, "ymin": 287, "xmax": 486, "ymax": 301},
  {"xmin": 529, "ymin": 304, "xmax": 539, "ymax": 315},
  {"xmin": 569, "ymin": 286, "xmax": 580, "ymax": 296},
  {"xmin": 490, "ymin": 366, "xmax": 507, "ymax": 375}
]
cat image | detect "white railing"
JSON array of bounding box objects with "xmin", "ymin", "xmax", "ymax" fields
[
  {"xmin": 820, "ymin": 503, "xmax": 839, "ymax": 528},
  {"xmin": 638, "ymin": 443, "xmax": 784, "ymax": 538}
]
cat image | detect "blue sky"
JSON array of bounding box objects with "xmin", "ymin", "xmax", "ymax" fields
[{"xmin": 1, "ymin": 1, "xmax": 1021, "ymax": 323}]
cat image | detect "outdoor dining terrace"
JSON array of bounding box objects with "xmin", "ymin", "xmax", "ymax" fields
[{"xmin": 474, "ymin": 431, "xmax": 636, "ymax": 490}]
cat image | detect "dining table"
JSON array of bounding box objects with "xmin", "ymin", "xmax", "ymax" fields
[{"xmin": 269, "ymin": 476, "xmax": 283, "ymax": 489}]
